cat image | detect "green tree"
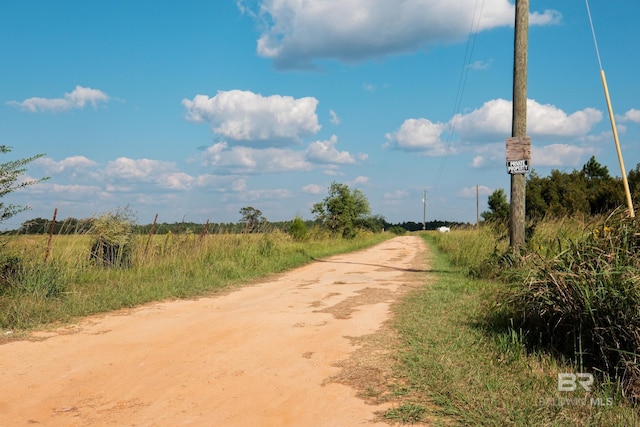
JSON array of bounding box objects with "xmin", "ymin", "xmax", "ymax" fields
[
  {"xmin": 287, "ymin": 216, "xmax": 308, "ymax": 241},
  {"xmin": 525, "ymin": 171, "xmax": 548, "ymax": 220},
  {"xmin": 525, "ymin": 157, "xmax": 621, "ymax": 220},
  {"xmin": 239, "ymin": 206, "xmax": 268, "ymax": 233},
  {"xmin": 358, "ymin": 214, "xmax": 386, "ymax": 233},
  {"xmin": 19, "ymin": 217, "xmax": 93, "ymax": 234},
  {"xmin": 0, "ymin": 146, "xmax": 48, "ymax": 223},
  {"xmin": 581, "ymin": 156, "xmax": 624, "ymax": 214},
  {"xmin": 546, "ymin": 169, "xmax": 589, "ymax": 216},
  {"xmin": 481, "ymin": 188, "xmax": 510, "ymax": 224},
  {"xmin": 582, "ymin": 155, "xmax": 610, "ymax": 180},
  {"xmin": 311, "ymin": 182, "xmax": 371, "ymax": 238}
]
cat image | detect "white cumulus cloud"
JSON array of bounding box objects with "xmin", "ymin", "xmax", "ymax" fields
[
  {"xmin": 532, "ymin": 144, "xmax": 595, "ymax": 167},
  {"xmin": 182, "ymin": 90, "xmax": 320, "ymax": 144},
  {"xmin": 385, "ymin": 118, "xmax": 450, "ymax": 156},
  {"xmin": 450, "ymin": 99, "xmax": 513, "ymax": 140},
  {"xmin": 451, "ymin": 98, "xmax": 602, "ymax": 141},
  {"xmin": 158, "ymin": 172, "xmax": 195, "ymax": 190},
  {"xmin": 202, "ymin": 143, "xmax": 309, "ymax": 173},
  {"xmin": 302, "ymin": 183, "xmax": 325, "ymax": 194},
  {"xmin": 239, "ymin": 0, "xmax": 561, "ymax": 69},
  {"xmin": 104, "ymin": 157, "xmax": 206, "ymax": 190},
  {"xmin": 201, "ymin": 135, "xmax": 361, "ymax": 174},
  {"xmin": 305, "ymin": 135, "xmax": 355, "ymax": 164},
  {"xmin": 106, "ymin": 158, "xmax": 177, "ymax": 181},
  {"xmin": 527, "ymin": 102, "xmax": 602, "ymax": 138},
  {"xmin": 36, "ymin": 156, "xmax": 98, "ymax": 174},
  {"xmin": 7, "ymin": 86, "xmax": 110, "ymax": 112},
  {"xmin": 619, "ymin": 108, "xmax": 640, "ymax": 123}
]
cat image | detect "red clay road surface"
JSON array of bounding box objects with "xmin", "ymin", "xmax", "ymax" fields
[{"xmin": 0, "ymin": 236, "xmax": 429, "ymax": 426}]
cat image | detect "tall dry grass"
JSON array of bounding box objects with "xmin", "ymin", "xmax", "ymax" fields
[
  {"xmin": 506, "ymin": 211, "xmax": 640, "ymax": 402},
  {"xmin": 430, "ymin": 214, "xmax": 640, "ymax": 404},
  {"xmin": 388, "ymin": 233, "xmax": 639, "ymax": 426}
]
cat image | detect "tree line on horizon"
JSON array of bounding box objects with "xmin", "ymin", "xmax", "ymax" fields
[
  {"xmin": 482, "ymin": 156, "xmax": 640, "ymax": 223},
  {"xmin": 14, "ymin": 215, "xmax": 468, "ymax": 236},
  {"xmin": 10, "ymin": 154, "xmax": 639, "ymax": 236},
  {"xmin": 13, "ymin": 188, "xmax": 466, "ymax": 237}
]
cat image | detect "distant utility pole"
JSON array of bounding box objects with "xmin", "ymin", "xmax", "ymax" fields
[
  {"xmin": 510, "ymin": 0, "xmax": 529, "ymax": 249},
  {"xmin": 422, "ymin": 190, "xmax": 427, "ymax": 230}
]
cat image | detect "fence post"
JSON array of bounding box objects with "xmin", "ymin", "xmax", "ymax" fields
[
  {"xmin": 200, "ymin": 219, "xmax": 209, "ymax": 244},
  {"xmin": 144, "ymin": 214, "xmax": 159, "ymax": 255},
  {"xmin": 44, "ymin": 208, "xmax": 57, "ymax": 263}
]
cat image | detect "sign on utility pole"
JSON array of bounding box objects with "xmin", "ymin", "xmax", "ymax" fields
[
  {"xmin": 506, "ymin": 137, "xmax": 531, "ymax": 174},
  {"xmin": 509, "ymin": 0, "xmax": 529, "ymax": 249}
]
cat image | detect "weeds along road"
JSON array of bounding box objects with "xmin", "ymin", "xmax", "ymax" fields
[{"xmin": 0, "ymin": 236, "xmax": 429, "ymax": 427}]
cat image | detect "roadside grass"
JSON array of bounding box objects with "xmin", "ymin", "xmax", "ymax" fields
[
  {"xmin": 386, "ymin": 232, "xmax": 639, "ymax": 426},
  {"xmin": 0, "ymin": 230, "xmax": 390, "ymax": 332}
]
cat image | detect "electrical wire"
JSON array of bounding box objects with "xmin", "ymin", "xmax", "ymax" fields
[
  {"xmin": 585, "ymin": 0, "xmax": 603, "ymax": 70},
  {"xmin": 432, "ymin": 0, "xmax": 486, "ymax": 193}
]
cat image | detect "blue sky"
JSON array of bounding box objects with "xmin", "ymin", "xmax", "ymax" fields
[{"xmin": 3, "ymin": 0, "xmax": 640, "ymax": 228}]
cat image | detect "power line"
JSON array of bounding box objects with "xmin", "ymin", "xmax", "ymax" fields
[
  {"xmin": 584, "ymin": 0, "xmax": 603, "ymax": 70},
  {"xmin": 432, "ymin": 0, "xmax": 486, "ymax": 193}
]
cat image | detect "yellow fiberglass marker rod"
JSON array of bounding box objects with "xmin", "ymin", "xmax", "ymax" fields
[{"xmin": 585, "ymin": 0, "xmax": 635, "ymax": 217}]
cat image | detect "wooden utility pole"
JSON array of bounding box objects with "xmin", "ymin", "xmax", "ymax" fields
[{"xmin": 510, "ymin": 0, "xmax": 529, "ymax": 249}]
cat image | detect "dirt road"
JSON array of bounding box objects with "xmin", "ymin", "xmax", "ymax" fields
[{"xmin": 0, "ymin": 236, "xmax": 429, "ymax": 426}]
